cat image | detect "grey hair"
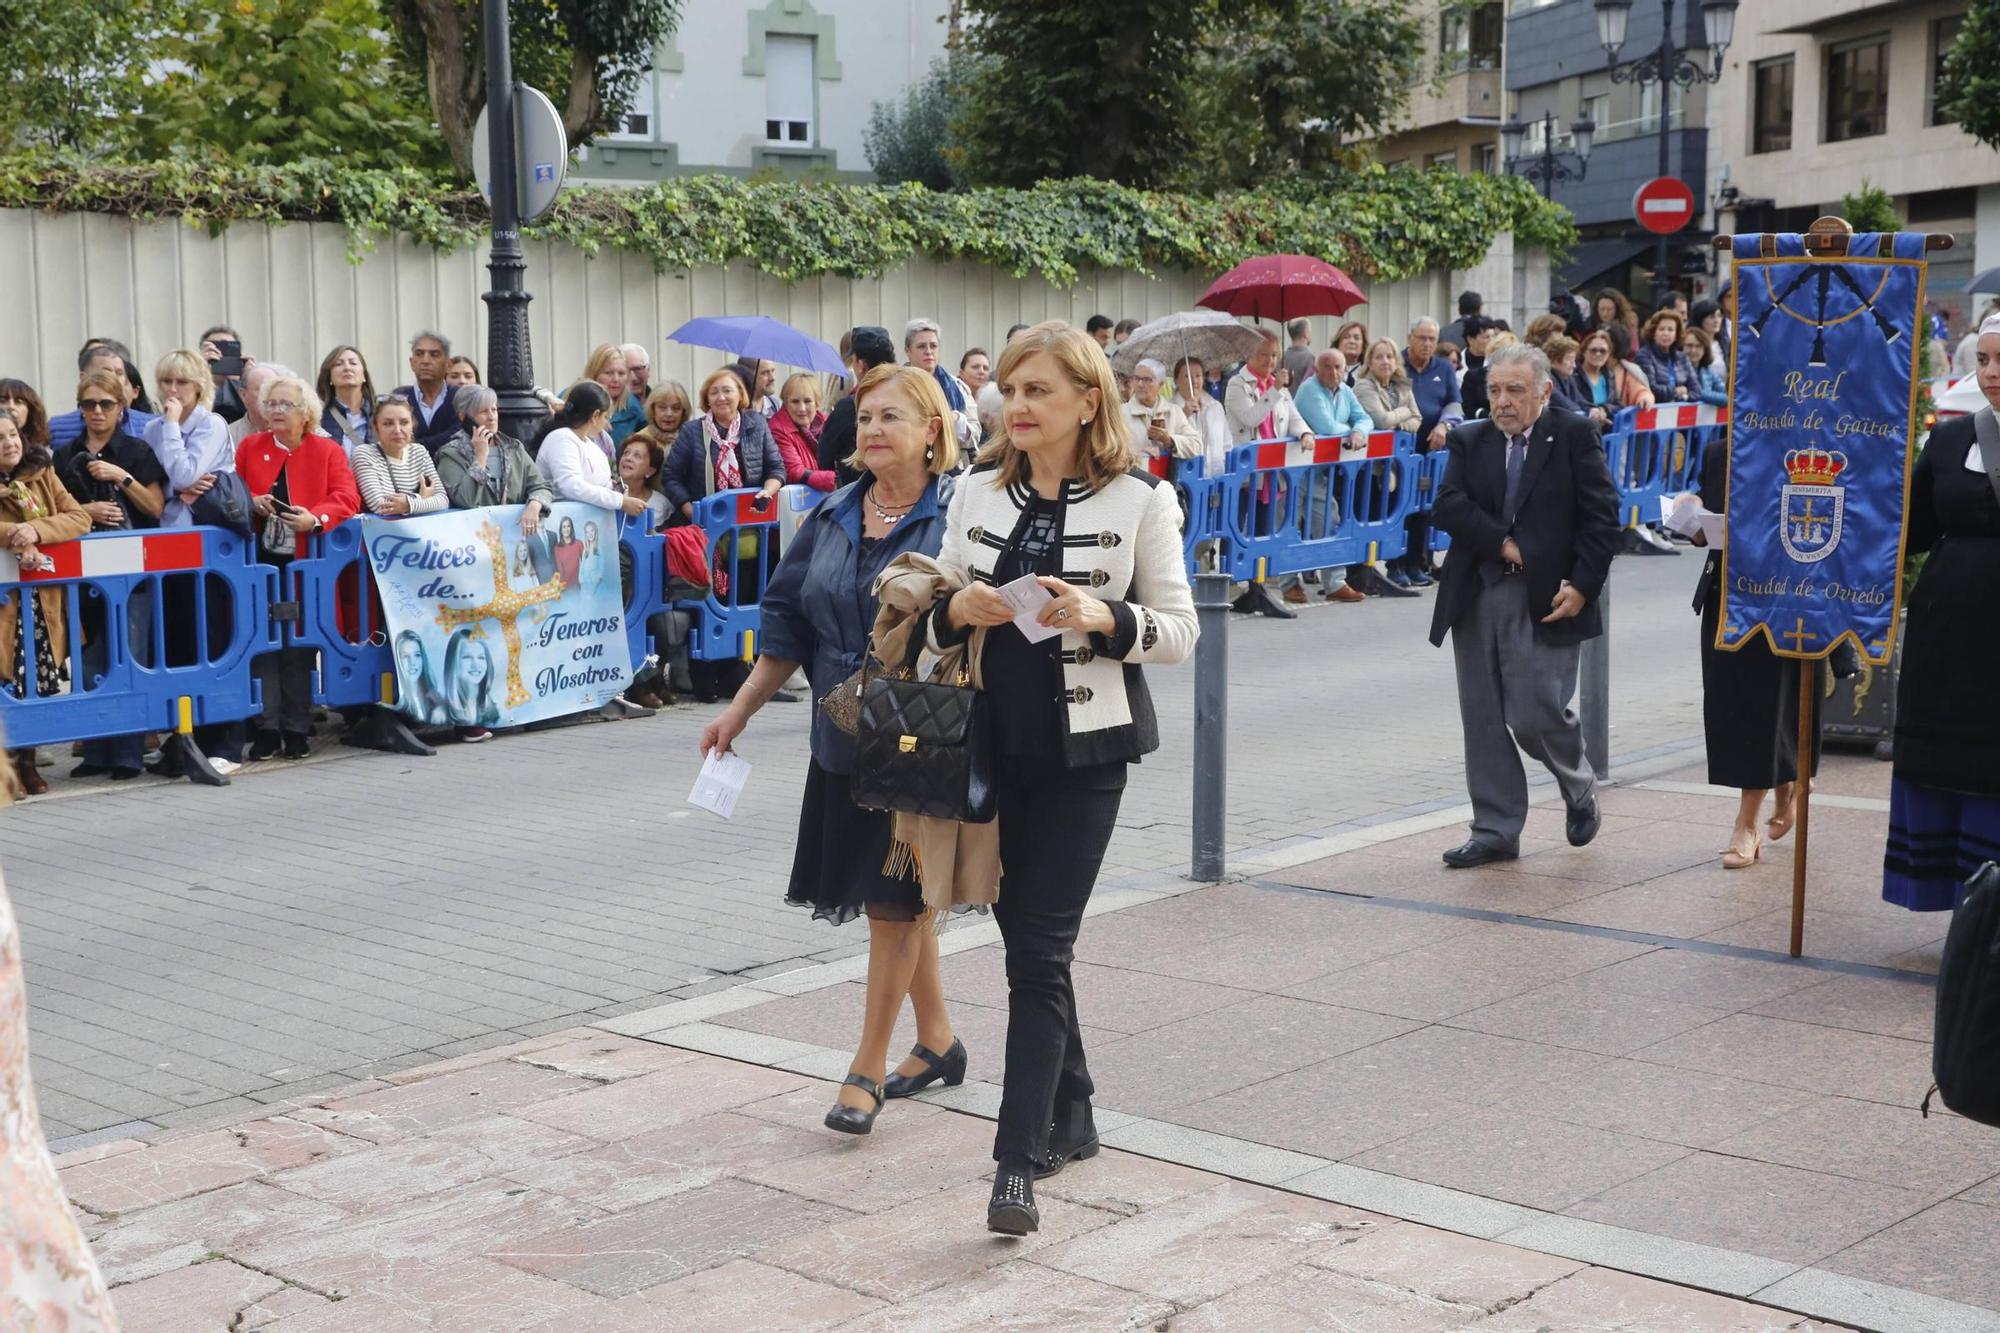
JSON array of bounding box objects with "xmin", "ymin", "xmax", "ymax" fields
[
  {"xmin": 1134, "ymin": 357, "xmax": 1167, "ymax": 380},
  {"xmin": 1410, "ymin": 317, "xmax": 1440, "ymax": 336},
  {"xmin": 245, "ymin": 361, "xmax": 294, "ymax": 384},
  {"xmin": 456, "ymin": 384, "xmax": 499, "ymax": 418},
  {"xmin": 261, "ymin": 373, "xmax": 323, "ymax": 425},
  {"xmin": 410, "ymin": 330, "xmax": 452, "ymax": 354},
  {"xmin": 1486, "ymin": 342, "xmax": 1551, "ymax": 388},
  {"xmin": 903, "ymin": 318, "xmax": 941, "ymax": 347},
  {"xmin": 1980, "ymin": 313, "xmax": 2000, "ymax": 339},
  {"xmin": 617, "ymin": 343, "xmax": 649, "ymax": 365}
]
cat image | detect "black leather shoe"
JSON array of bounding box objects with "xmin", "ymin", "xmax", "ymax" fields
[
  {"xmin": 988, "ymin": 1158, "xmax": 1039, "ymax": 1235},
  {"xmin": 883, "ymin": 1038, "xmax": 967, "ymax": 1099},
  {"xmin": 1441, "ymin": 839, "xmax": 1517, "ymax": 869},
  {"xmin": 248, "ymin": 730, "xmax": 282, "ymax": 761},
  {"xmin": 823, "ymin": 1073, "xmax": 885, "ymax": 1136},
  {"xmin": 1566, "ymin": 795, "xmax": 1602, "ymax": 847},
  {"xmin": 1034, "ymin": 1136, "xmax": 1101, "ymax": 1180}
]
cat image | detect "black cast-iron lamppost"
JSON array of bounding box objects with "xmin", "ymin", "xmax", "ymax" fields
[
  {"xmin": 481, "ymin": 0, "xmax": 544, "ymax": 444},
  {"xmin": 1595, "ymin": 0, "xmax": 1738, "ymax": 307},
  {"xmin": 1501, "ymin": 110, "xmax": 1595, "ymax": 200}
]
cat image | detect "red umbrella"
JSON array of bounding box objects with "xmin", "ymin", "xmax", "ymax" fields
[{"xmin": 1196, "ymin": 254, "xmax": 1366, "ymax": 323}]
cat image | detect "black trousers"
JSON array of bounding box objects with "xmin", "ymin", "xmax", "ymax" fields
[
  {"xmin": 992, "ymin": 754, "xmax": 1127, "ymax": 1166},
  {"xmin": 254, "ymin": 646, "xmax": 316, "ymax": 736}
]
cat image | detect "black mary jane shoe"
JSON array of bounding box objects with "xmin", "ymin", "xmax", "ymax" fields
[
  {"xmin": 823, "ymin": 1073, "xmax": 885, "ymax": 1136},
  {"xmin": 1034, "ymin": 1136, "xmax": 1102, "ymax": 1181},
  {"xmin": 987, "ymin": 1158, "xmax": 1040, "ymax": 1235},
  {"xmin": 883, "ymin": 1038, "xmax": 968, "ymax": 1099}
]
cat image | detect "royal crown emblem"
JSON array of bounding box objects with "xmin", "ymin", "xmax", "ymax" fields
[{"xmin": 1779, "ymin": 445, "xmax": 1846, "ymax": 564}]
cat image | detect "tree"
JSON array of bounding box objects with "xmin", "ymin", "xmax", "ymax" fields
[
  {"xmin": 1187, "ymin": 0, "xmax": 1424, "ymax": 188},
  {"xmin": 133, "ymin": 0, "xmax": 446, "ymax": 170},
  {"xmin": 1839, "ymin": 180, "xmax": 1900, "ymax": 234},
  {"xmin": 0, "ymin": 0, "xmax": 179, "ymax": 153},
  {"xmin": 384, "ymin": 0, "xmax": 682, "ymax": 177},
  {"xmin": 951, "ymin": 0, "xmax": 1215, "ymax": 188},
  {"xmin": 1938, "ymin": 0, "xmax": 2000, "ymax": 149},
  {"xmin": 864, "ymin": 57, "xmax": 980, "ymax": 191}
]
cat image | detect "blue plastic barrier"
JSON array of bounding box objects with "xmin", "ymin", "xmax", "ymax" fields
[
  {"xmin": 286, "ymin": 519, "xmax": 398, "ymax": 713},
  {"xmin": 1141, "ymin": 453, "xmax": 1225, "ymax": 572},
  {"xmin": 619, "ymin": 524, "xmax": 666, "ymax": 671},
  {"xmin": 678, "ymin": 487, "xmax": 783, "ymax": 661},
  {"xmin": 1216, "ymin": 433, "xmax": 1417, "ymax": 582},
  {"xmin": 1417, "ymin": 449, "xmax": 1453, "ymax": 556},
  {"xmin": 0, "ymin": 527, "xmax": 273, "ymax": 750},
  {"xmin": 1606, "ymin": 403, "xmax": 1728, "ymax": 530}
]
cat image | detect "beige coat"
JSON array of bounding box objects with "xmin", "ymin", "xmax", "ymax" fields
[{"xmin": 0, "ymin": 468, "xmax": 91, "ymax": 686}]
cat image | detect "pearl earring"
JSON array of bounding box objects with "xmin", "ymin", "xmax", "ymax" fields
[{"xmin": 925, "ymin": 447, "xmax": 934, "ymax": 461}]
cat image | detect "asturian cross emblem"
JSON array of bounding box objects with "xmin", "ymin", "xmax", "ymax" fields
[{"xmin": 434, "ymin": 519, "xmax": 563, "ymax": 708}]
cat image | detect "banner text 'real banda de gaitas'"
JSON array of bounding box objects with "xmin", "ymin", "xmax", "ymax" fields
[
  {"xmin": 1720, "ymin": 230, "xmax": 1928, "ymax": 665},
  {"xmin": 361, "ymin": 502, "xmax": 631, "ymax": 728}
]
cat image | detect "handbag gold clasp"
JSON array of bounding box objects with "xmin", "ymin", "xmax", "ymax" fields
[{"xmin": 898, "ymin": 735, "xmax": 917, "ymax": 753}]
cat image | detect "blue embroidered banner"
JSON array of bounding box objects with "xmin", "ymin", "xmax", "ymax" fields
[
  {"xmin": 1720, "ymin": 232, "xmax": 1928, "ymax": 664},
  {"xmin": 361, "ymin": 502, "xmax": 631, "ymax": 728}
]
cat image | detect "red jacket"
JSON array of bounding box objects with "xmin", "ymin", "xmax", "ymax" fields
[
  {"xmin": 768, "ymin": 410, "xmax": 835, "ymax": 492},
  {"xmin": 235, "ymin": 430, "xmax": 361, "ymax": 531}
]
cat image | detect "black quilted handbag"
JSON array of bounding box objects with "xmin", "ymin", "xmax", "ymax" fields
[{"xmin": 853, "ymin": 626, "xmax": 996, "ymax": 824}]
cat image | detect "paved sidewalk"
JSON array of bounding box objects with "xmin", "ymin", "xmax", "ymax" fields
[{"xmin": 70, "ymin": 1034, "xmax": 1846, "ymax": 1332}]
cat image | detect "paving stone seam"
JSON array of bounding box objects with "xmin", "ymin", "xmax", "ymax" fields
[{"xmin": 612, "ymin": 1023, "xmax": 1985, "ymax": 1332}]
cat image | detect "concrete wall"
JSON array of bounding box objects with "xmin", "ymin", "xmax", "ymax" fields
[{"xmin": 0, "ymin": 209, "xmax": 1528, "ymax": 403}]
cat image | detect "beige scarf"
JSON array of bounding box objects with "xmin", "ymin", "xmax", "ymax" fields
[{"xmin": 870, "ymin": 553, "xmax": 1002, "ymax": 924}]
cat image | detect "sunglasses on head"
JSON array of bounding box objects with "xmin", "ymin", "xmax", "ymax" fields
[{"xmin": 79, "ymin": 398, "xmax": 120, "ymax": 412}]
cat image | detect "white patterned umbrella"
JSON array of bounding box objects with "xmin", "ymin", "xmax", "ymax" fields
[{"xmin": 1109, "ymin": 309, "xmax": 1268, "ymax": 375}]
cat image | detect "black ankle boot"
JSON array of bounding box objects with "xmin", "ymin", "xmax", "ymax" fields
[{"xmin": 988, "ymin": 1156, "xmax": 1039, "ymax": 1235}]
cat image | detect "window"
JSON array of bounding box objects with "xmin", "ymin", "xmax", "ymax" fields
[
  {"xmin": 1637, "ymin": 80, "xmax": 1662, "ymax": 133},
  {"xmin": 1441, "ymin": 2, "xmax": 1502, "ymax": 70},
  {"xmin": 1477, "ymin": 142, "xmax": 1498, "ymax": 175},
  {"xmin": 1428, "ymin": 149, "xmax": 1459, "ymax": 171},
  {"xmin": 763, "ymin": 34, "xmax": 815, "ymax": 145},
  {"xmin": 608, "ymin": 68, "xmax": 655, "ymax": 140},
  {"xmin": 1751, "ymin": 56, "xmax": 1793, "ymax": 153},
  {"xmin": 1930, "ymin": 15, "xmax": 1964, "ymax": 126},
  {"xmin": 1825, "ymin": 35, "xmax": 1888, "ymax": 142}
]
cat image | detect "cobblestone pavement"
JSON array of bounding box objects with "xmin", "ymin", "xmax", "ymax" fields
[
  {"xmin": 68, "ymin": 1033, "xmax": 1856, "ymax": 1333},
  {"xmin": 11, "ymin": 554, "xmax": 1707, "ymax": 1142}
]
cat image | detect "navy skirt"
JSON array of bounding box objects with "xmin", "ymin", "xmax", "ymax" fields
[{"xmin": 1883, "ymin": 776, "xmax": 2000, "ymax": 912}]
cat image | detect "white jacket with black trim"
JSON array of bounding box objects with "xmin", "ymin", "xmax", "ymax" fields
[{"xmin": 929, "ymin": 462, "xmax": 1198, "ymax": 767}]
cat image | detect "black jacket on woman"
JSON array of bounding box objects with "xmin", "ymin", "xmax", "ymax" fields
[
  {"xmin": 1895, "ymin": 411, "xmax": 2000, "ymax": 795},
  {"xmin": 662, "ymin": 412, "xmax": 786, "ymax": 522}
]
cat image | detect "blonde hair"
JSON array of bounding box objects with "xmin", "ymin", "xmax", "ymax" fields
[
  {"xmin": 850, "ymin": 365, "xmax": 959, "ymax": 476},
  {"xmin": 697, "ymin": 366, "xmax": 743, "ymax": 415},
  {"xmin": 1484, "ymin": 332, "xmax": 1520, "ymax": 358},
  {"xmin": 261, "ymin": 373, "xmax": 324, "ymax": 428},
  {"xmin": 980, "ymin": 321, "xmax": 1132, "ymax": 492},
  {"xmin": 582, "ymin": 343, "xmax": 629, "ymax": 405},
  {"xmin": 155, "ymin": 349, "xmax": 216, "ymax": 409},
  {"xmin": 1363, "ymin": 338, "xmax": 1410, "ymax": 388},
  {"xmin": 76, "ymin": 368, "xmax": 126, "ymax": 407},
  {"xmin": 645, "ymin": 380, "xmax": 692, "ymax": 428},
  {"xmin": 777, "ymin": 372, "xmax": 820, "ymax": 411}
]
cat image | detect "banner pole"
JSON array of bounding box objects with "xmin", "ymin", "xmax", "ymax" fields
[{"xmin": 1789, "ymin": 663, "xmax": 1813, "ymax": 959}]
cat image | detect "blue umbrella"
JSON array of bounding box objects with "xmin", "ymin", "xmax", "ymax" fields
[{"xmin": 666, "ymin": 316, "xmax": 850, "ymax": 378}]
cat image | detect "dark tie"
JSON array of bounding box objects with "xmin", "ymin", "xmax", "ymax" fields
[{"xmin": 1502, "ymin": 434, "xmax": 1526, "ymax": 520}]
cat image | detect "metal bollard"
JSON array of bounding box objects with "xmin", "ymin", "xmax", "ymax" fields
[
  {"xmin": 1580, "ymin": 582, "xmax": 1611, "ymax": 781},
  {"xmin": 1191, "ymin": 568, "xmax": 1231, "ymax": 882}
]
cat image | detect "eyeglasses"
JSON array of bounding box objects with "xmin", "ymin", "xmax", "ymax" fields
[
  {"xmin": 264, "ymin": 401, "xmax": 302, "ymax": 414},
  {"xmin": 79, "ymin": 399, "xmax": 120, "ymax": 412}
]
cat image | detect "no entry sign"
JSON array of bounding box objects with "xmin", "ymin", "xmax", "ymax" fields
[{"xmin": 1633, "ymin": 177, "xmax": 1696, "ymax": 234}]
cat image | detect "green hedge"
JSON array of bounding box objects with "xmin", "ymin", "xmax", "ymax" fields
[{"xmin": 0, "ymin": 155, "xmax": 1574, "ymax": 286}]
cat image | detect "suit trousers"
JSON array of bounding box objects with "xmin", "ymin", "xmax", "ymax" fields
[
  {"xmin": 1451, "ymin": 574, "xmax": 1595, "ymax": 852},
  {"xmin": 992, "ymin": 754, "xmax": 1127, "ymax": 1166}
]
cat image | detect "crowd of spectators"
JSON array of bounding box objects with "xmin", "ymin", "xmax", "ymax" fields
[{"xmin": 0, "ymin": 284, "xmax": 1723, "ymax": 791}]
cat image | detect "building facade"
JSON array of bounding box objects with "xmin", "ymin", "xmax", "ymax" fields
[
  {"xmin": 1503, "ymin": 0, "xmax": 1716, "ymax": 307},
  {"xmin": 1710, "ymin": 0, "xmax": 1994, "ymax": 330},
  {"xmin": 1367, "ymin": 1, "xmax": 1506, "ymax": 176},
  {"xmin": 574, "ymin": 0, "xmax": 953, "ymax": 183}
]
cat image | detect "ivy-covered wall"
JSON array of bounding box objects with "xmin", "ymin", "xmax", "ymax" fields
[{"xmin": 0, "ymin": 156, "xmax": 1574, "ymax": 286}]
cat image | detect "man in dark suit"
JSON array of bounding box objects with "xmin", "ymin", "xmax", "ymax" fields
[
  {"xmin": 1428, "ymin": 343, "xmax": 1620, "ymax": 867},
  {"xmin": 393, "ymin": 330, "xmax": 460, "ymax": 453}
]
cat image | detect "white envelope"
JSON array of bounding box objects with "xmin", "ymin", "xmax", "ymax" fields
[
  {"xmin": 995, "ymin": 573, "xmax": 1065, "ymax": 644},
  {"xmin": 689, "ymin": 749, "xmax": 752, "ymax": 820}
]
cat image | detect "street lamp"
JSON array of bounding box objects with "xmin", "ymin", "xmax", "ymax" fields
[
  {"xmin": 1595, "ymin": 0, "xmax": 1736, "ymax": 306},
  {"xmin": 1501, "ymin": 110, "xmax": 1595, "ymax": 200},
  {"xmin": 481, "ymin": 0, "xmax": 545, "ymax": 445}
]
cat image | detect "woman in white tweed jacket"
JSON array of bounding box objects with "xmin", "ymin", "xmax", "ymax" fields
[{"xmin": 928, "ymin": 321, "xmax": 1195, "ymax": 1236}]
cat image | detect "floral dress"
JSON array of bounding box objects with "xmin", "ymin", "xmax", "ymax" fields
[
  {"xmin": 0, "ymin": 477, "xmax": 73, "ymax": 701},
  {"xmin": 2, "ymin": 868, "xmax": 119, "ymax": 1329}
]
